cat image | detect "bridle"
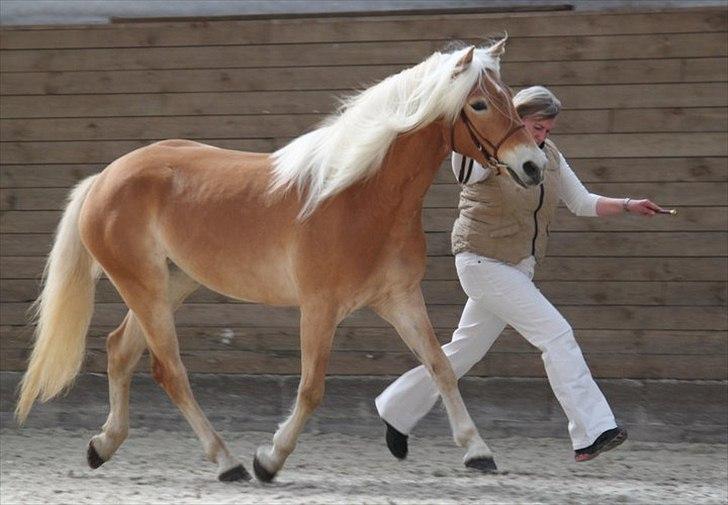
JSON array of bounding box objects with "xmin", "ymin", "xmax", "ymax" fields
[{"xmin": 451, "ymin": 109, "xmax": 525, "ymax": 175}]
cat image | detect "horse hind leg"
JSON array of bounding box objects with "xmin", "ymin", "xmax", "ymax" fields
[
  {"xmin": 254, "ymin": 305, "xmax": 338, "ymax": 482},
  {"xmin": 87, "ymin": 265, "xmax": 201, "ymax": 469},
  {"xmin": 87, "ymin": 313, "xmax": 146, "ymax": 468},
  {"xmin": 96, "ymin": 251, "xmax": 249, "ymax": 482}
]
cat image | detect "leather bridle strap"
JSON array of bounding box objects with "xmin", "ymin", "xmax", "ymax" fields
[{"xmin": 451, "ymin": 110, "xmax": 526, "ymax": 174}]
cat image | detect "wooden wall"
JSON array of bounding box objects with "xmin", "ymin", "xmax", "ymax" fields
[{"xmin": 1, "ymin": 8, "xmax": 726, "ymax": 380}]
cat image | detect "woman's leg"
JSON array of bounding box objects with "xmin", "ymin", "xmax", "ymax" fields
[
  {"xmin": 375, "ymin": 258, "xmax": 507, "ymax": 435},
  {"xmin": 457, "ymin": 255, "xmax": 617, "ymax": 449}
]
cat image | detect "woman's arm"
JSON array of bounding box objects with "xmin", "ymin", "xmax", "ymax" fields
[
  {"xmin": 558, "ymin": 153, "xmax": 600, "ymax": 216},
  {"xmin": 558, "ymin": 153, "xmax": 665, "ymax": 217}
]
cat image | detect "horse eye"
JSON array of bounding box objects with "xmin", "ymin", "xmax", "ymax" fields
[{"xmin": 470, "ymin": 101, "xmax": 487, "ymax": 111}]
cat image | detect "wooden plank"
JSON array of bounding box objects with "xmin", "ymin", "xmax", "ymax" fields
[
  {"xmin": 0, "ymin": 165, "xmax": 103, "ymax": 188},
  {"xmin": 1, "ymin": 346, "xmax": 724, "ymax": 379},
  {"xmin": 434, "ymin": 157, "xmax": 728, "ymax": 184},
  {"xmin": 2, "ymin": 301, "xmax": 726, "ymax": 330},
  {"xmin": 4, "ymin": 157, "xmax": 725, "ymax": 188},
  {"xmin": 2, "ymin": 33, "xmax": 725, "ymax": 73},
  {"xmin": 503, "ymin": 157, "xmax": 728, "ymax": 184},
  {"xmin": 3, "ymin": 324, "xmax": 726, "ymax": 358},
  {"xmin": 0, "ymin": 65, "xmax": 406, "ymax": 96},
  {"xmin": 3, "ymin": 324, "xmax": 724, "ymax": 358},
  {"xmin": 3, "ymin": 231, "xmax": 726, "ymax": 257},
  {"xmin": 3, "ymin": 84, "xmax": 726, "ymax": 119},
  {"xmin": 544, "ymin": 83, "xmax": 728, "ymax": 110},
  {"xmin": 610, "ymin": 108, "xmax": 728, "ymax": 133},
  {"xmin": 1, "ymin": 133, "xmax": 725, "ymax": 165},
  {"xmin": 0, "ymin": 114, "xmax": 325, "ymax": 141},
  {"xmin": 549, "ymin": 133, "xmax": 728, "ymax": 158},
  {"xmin": 4, "ymin": 256, "xmax": 724, "ymax": 283},
  {"xmin": 3, "ymin": 108, "xmax": 725, "ymax": 142},
  {"xmin": 424, "ymin": 182, "xmax": 728, "ymax": 208},
  {"xmin": 424, "ymin": 231, "xmax": 728, "ymax": 257},
  {"xmin": 684, "ymin": 57, "xmax": 728, "ymax": 82},
  {"xmin": 0, "ymin": 139, "xmax": 282, "ymax": 164},
  {"xmin": 421, "ymin": 206, "xmax": 728, "ymax": 233},
  {"xmin": 0, "ymin": 91, "xmax": 339, "ymax": 119},
  {"xmin": 3, "ymin": 58, "xmax": 726, "ymax": 96},
  {"xmin": 5, "ymin": 182, "xmax": 725, "ymax": 211},
  {"xmin": 1, "ymin": 10, "xmax": 725, "ymax": 49},
  {"xmin": 533, "ymin": 257, "xmax": 728, "ymax": 283},
  {"xmin": 3, "ymin": 277, "xmax": 725, "ymax": 307},
  {"xmin": 3, "ymin": 206, "xmax": 725, "ymax": 235}
]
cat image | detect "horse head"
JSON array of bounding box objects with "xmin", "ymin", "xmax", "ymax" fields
[{"xmin": 449, "ymin": 41, "xmax": 547, "ymax": 188}]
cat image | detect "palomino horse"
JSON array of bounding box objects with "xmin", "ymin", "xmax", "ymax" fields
[{"xmin": 16, "ymin": 40, "xmax": 547, "ymax": 482}]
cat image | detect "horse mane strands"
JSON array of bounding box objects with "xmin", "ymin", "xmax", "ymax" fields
[{"xmin": 270, "ymin": 42, "xmax": 501, "ymax": 219}]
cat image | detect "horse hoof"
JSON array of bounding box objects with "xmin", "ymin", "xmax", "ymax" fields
[
  {"xmin": 384, "ymin": 421, "xmax": 408, "ymax": 460},
  {"xmin": 465, "ymin": 456, "xmax": 497, "ymax": 473},
  {"xmin": 253, "ymin": 455, "xmax": 277, "ymax": 483},
  {"xmin": 87, "ymin": 441, "xmax": 106, "ymax": 469},
  {"xmin": 219, "ymin": 464, "xmax": 251, "ymax": 482}
]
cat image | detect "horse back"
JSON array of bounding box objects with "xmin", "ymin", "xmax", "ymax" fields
[{"xmin": 80, "ymin": 140, "xmax": 301, "ymax": 306}]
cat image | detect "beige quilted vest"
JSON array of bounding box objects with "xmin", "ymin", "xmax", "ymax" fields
[{"xmin": 451, "ymin": 139, "xmax": 562, "ymax": 264}]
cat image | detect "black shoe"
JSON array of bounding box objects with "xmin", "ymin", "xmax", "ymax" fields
[
  {"xmin": 574, "ymin": 426, "xmax": 628, "ymax": 462},
  {"xmin": 384, "ymin": 421, "xmax": 408, "ymax": 460}
]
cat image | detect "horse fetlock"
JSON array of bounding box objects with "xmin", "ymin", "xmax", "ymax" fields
[
  {"xmin": 89, "ymin": 433, "xmax": 119, "ymax": 460},
  {"xmin": 271, "ymin": 431, "xmax": 297, "ymax": 459},
  {"xmin": 215, "ymin": 452, "xmax": 246, "ymax": 481},
  {"xmin": 453, "ymin": 426, "xmax": 479, "ymax": 448},
  {"xmin": 464, "ymin": 441, "xmax": 493, "ymax": 462},
  {"xmin": 253, "ymin": 445, "xmax": 281, "ymax": 482}
]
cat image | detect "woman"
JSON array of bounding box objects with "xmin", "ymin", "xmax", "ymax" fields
[{"xmin": 375, "ymin": 86, "xmax": 665, "ymax": 464}]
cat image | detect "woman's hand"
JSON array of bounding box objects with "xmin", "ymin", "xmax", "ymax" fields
[
  {"xmin": 624, "ymin": 198, "xmax": 666, "ymax": 216},
  {"xmin": 595, "ymin": 196, "xmax": 669, "ymax": 216}
]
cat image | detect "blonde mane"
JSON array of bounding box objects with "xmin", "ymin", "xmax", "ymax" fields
[{"xmin": 270, "ymin": 43, "xmax": 502, "ymax": 218}]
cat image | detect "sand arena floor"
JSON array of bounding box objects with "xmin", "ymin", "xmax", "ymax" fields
[{"xmin": 1, "ymin": 427, "xmax": 726, "ymax": 504}]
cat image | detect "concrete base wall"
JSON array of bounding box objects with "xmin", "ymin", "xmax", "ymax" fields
[{"xmin": 1, "ymin": 372, "xmax": 725, "ymax": 444}]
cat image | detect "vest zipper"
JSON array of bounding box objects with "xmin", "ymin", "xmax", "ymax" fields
[{"xmin": 531, "ymin": 185, "xmax": 545, "ymax": 256}]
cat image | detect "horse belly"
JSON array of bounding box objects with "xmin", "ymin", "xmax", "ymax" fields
[
  {"xmin": 166, "ymin": 241, "xmax": 298, "ymax": 306},
  {"xmin": 157, "ymin": 182, "xmax": 300, "ymax": 305}
]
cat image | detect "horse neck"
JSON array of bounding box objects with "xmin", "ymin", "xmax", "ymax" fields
[{"xmin": 365, "ymin": 122, "xmax": 449, "ymax": 215}]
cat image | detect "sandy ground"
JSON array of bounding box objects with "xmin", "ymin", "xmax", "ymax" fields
[{"xmin": 0, "ymin": 428, "xmax": 726, "ymax": 504}]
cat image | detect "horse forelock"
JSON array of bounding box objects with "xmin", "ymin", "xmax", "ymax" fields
[{"xmin": 270, "ymin": 43, "xmax": 501, "ymax": 219}]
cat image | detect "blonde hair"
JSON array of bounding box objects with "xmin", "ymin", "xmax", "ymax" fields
[{"xmin": 513, "ymin": 86, "xmax": 561, "ymax": 119}]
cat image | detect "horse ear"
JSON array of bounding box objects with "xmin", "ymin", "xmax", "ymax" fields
[
  {"xmin": 488, "ymin": 36, "xmax": 507, "ymax": 58},
  {"xmin": 453, "ymin": 46, "xmax": 475, "ymax": 77}
]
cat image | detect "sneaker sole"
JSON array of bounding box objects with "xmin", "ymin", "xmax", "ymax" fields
[{"xmin": 575, "ymin": 429, "xmax": 628, "ymax": 462}]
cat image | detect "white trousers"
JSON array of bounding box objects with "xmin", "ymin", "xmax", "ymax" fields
[{"xmin": 375, "ymin": 252, "xmax": 617, "ymax": 449}]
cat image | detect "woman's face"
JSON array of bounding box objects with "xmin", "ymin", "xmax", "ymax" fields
[{"xmin": 522, "ymin": 116, "xmax": 557, "ymax": 145}]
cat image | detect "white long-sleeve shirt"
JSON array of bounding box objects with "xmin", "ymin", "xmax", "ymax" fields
[{"xmin": 451, "ymin": 152, "xmax": 601, "ymax": 217}]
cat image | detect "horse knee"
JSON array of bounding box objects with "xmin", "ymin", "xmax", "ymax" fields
[{"xmin": 150, "ymin": 354, "xmax": 189, "ymax": 404}]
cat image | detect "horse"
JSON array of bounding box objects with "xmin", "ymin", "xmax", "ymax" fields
[{"xmin": 15, "ymin": 39, "xmax": 547, "ymax": 482}]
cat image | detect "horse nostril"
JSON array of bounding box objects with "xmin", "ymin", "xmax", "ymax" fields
[{"xmin": 523, "ymin": 161, "xmax": 540, "ymax": 180}]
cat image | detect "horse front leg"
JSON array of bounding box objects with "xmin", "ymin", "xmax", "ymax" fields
[
  {"xmin": 374, "ymin": 288, "xmax": 496, "ymax": 472},
  {"xmin": 253, "ymin": 304, "xmax": 338, "ymax": 482}
]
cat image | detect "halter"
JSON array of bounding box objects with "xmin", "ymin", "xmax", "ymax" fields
[{"xmin": 451, "ymin": 109, "xmax": 525, "ymax": 175}]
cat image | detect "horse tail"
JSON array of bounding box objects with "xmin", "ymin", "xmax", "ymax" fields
[{"xmin": 16, "ymin": 175, "xmax": 101, "ymax": 424}]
